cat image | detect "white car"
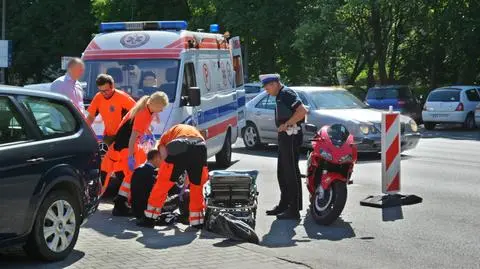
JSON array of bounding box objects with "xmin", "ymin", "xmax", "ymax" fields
[
  {"xmin": 476, "ymin": 103, "xmax": 480, "ymax": 127},
  {"xmin": 422, "ymin": 86, "xmax": 480, "ymax": 130}
]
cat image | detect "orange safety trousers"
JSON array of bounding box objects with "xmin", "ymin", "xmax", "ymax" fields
[
  {"xmin": 101, "ymin": 143, "xmax": 147, "ymax": 200},
  {"xmin": 145, "ymin": 163, "xmax": 208, "ymax": 226},
  {"xmin": 117, "ymin": 147, "xmax": 147, "ymax": 201}
]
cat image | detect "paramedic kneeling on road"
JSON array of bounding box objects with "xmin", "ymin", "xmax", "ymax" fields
[
  {"xmin": 86, "ymin": 74, "xmax": 136, "ymax": 189},
  {"xmin": 111, "ymin": 91, "xmax": 169, "ymax": 216},
  {"xmin": 261, "ymin": 74, "xmax": 307, "ymax": 220},
  {"xmin": 141, "ymin": 124, "xmax": 208, "ymax": 229}
]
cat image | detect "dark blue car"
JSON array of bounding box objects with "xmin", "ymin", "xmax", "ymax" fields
[
  {"xmin": 0, "ymin": 86, "xmax": 101, "ymax": 261},
  {"xmin": 365, "ymin": 86, "xmax": 422, "ymax": 122}
]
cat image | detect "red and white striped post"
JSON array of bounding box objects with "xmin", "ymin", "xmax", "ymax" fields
[
  {"xmin": 381, "ymin": 107, "xmax": 401, "ymax": 194},
  {"xmin": 360, "ymin": 106, "xmax": 422, "ymax": 208}
]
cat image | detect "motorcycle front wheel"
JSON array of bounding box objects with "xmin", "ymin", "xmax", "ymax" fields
[{"xmin": 310, "ymin": 181, "xmax": 347, "ymax": 225}]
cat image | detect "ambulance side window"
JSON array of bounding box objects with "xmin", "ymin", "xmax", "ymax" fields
[{"xmin": 182, "ymin": 63, "xmax": 196, "ymax": 96}]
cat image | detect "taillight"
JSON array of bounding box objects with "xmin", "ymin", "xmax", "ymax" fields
[
  {"xmin": 455, "ymin": 103, "xmax": 464, "ymax": 111},
  {"xmin": 423, "ymin": 104, "xmax": 428, "ymax": 111},
  {"xmin": 398, "ymin": 100, "xmax": 406, "ymax": 107}
]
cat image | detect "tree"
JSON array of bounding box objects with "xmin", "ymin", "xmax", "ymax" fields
[{"xmin": 7, "ymin": 0, "xmax": 95, "ymax": 84}]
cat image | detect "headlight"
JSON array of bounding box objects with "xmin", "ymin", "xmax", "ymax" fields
[
  {"xmin": 359, "ymin": 124, "xmax": 370, "ymax": 135},
  {"xmin": 319, "ymin": 149, "xmax": 333, "ymax": 161},
  {"xmin": 409, "ymin": 120, "xmax": 418, "ymax": 132},
  {"xmin": 339, "ymin": 154, "xmax": 353, "ymax": 163}
]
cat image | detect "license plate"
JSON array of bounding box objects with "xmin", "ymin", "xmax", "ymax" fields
[{"xmin": 432, "ymin": 114, "xmax": 448, "ymax": 118}]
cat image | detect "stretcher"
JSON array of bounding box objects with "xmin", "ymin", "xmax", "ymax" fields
[{"xmin": 204, "ymin": 170, "xmax": 259, "ymax": 229}]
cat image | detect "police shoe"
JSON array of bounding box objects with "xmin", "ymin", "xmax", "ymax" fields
[{"xmin": 266, "ymin": 205, "xmax": 287, "ymax": 216}]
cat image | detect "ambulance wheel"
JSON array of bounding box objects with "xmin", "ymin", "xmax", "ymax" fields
[
  {"xmin": 24, "ymin": 190, "xmax": 80, "ymax": 261},
  {"xmin": 216, "ymin": 132, "xmax": 232, "ymax": 168}
]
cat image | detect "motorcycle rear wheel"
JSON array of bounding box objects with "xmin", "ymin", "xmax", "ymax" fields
[{"xmin": 310, "ymin": 181, "xmax": 347, "ymax": 225}]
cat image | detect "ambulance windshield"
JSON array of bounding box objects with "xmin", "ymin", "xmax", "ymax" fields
[{"xmin": 81, "ymin": 59, "xmax": 180, "ymax": 102}]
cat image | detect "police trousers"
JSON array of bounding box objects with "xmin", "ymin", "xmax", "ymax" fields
[{"xmin": 277, "ymin": 131, "xmax": 303, "ymax": 211}]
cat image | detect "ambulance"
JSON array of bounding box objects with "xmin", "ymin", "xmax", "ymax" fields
[{"xmin": 80, "ymin": 21, "xmax": 246, "ymax": 167}]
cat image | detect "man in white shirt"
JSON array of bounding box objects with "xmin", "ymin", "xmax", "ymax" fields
[{"xmin": 50, "ymin": 58, "xmax": 85, "ymax": 114}]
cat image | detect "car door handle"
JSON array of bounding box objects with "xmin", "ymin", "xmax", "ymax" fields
[
  {"xmin": 26, "ymin": 157, "xmax": 45, "ymax": 163},
  {"xmin": 255, "ymin": 111, "xmax": 262, "ymax": 116}
]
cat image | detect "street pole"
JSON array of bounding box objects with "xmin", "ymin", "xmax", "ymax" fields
[{"xmin": 1, "ymin": 0, "xmax": 5, "ymax": 84}]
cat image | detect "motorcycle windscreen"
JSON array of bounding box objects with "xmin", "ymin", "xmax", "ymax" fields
[{"xmin": 327, "ymin": 124, "xmax": 350, "ymax": 147}]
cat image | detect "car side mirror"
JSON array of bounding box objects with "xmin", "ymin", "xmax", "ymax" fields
[
  {"xmin": 305, "ymin": 123, "xmax": 318, "ymax": 133},
  {"xmin": 184, "ymin": 87, "xmax": 200, "ymax": 107}
]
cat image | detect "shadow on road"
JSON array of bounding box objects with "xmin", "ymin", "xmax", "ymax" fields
[
  {"xmin": 261, "ymin": 214, "xmax": 356, "ymax": 248},
  {"xmin": 420, "ymin": 126, "xmax": 480, "ymax": 141},
  {"xmin": 0, "ymin": 249, "xmax": 85, "ymax": 269},
  {"xmin": 136, "ymin": 226, "xmax": 197, "ymax": 249},
  {"xmin": 302, "ymin": 214, "xmax": 356, "ymax": 241},
  {"xmin": 261, "ymin": 219, "xmax": 303, "ymax": 248},
  {"xmin": 382, "ymin": 206, "xmax": 404, "ymax": 222},
  {"xmin": 83, "ymin": 207, "xmax": 197, "ymax": 249}
]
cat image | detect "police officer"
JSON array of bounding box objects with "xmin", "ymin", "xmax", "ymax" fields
[{"xmin": 261, "ymin": 74, "xmax": 307, "ymax": 220}]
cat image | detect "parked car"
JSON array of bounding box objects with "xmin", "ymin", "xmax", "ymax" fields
[
  {"xmin": 0, "ymin": 86, "xmax": 101, "ymax": 261},
  {"xmin": 476, "ymin": 103, "xmax": 480, "ymax": 127},
  {"xmin": 366, "ymin": 85, "xmax": 422, "ymax": 122},
  {"xmin": 244, "ymin": 83, "xmax": 264, "ymax": 103},
  {"xmin": 23, "ymin": 83, "xmax": 53, "ymax": 92},
  {"xmin": 422, "ymin": 86, "xmax": 480, "ymax": 130},
  {"xmin": 242, "ymin": 87, "xmax": 421, "ymax": 153}
]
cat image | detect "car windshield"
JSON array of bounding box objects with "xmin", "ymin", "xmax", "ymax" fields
[
  {"xmin": 308, "ymin": 90, "xmax": 368, "ymax": 109},
  {"xmin": 367, "ymin": 88, "xmax": 399, "ymax": 99},
  {"xmin": 428, "ymin": 89, "xmax": 460, "ymax": 102},
  {"xmin": 81, "ymin": 59, "xmax": 180, "ymax": 102}
]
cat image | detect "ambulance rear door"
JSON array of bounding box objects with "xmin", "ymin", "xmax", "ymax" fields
[{"xmin": 229, "ymin": 36, "xmax": 246, "ymax": 131}]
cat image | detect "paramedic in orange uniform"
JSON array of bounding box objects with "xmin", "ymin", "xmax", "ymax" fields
[
  {"xmin": 140, "ymin": 124, "xmax": 208, "ymax": 229},
  {"xmin": 111, "ymin": 91, "xmax": 169, "ymax": 216},
  {"xmin": 86, "ymin": 74, "xmax": 136, "ymax": 190}
]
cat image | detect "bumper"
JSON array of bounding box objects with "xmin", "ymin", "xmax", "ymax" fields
[
  {"xmin": 355, "ymin": 132, "xmax": 421, "ymax": 153},
  {"xmin": 422, "ymin": 111, "xmax": 467, "ymax": 123},
  {"xmin": 81, "ymin": 169, "xmax": 102, "ymax": 225}
]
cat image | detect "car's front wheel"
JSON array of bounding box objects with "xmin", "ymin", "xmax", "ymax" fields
[{"xmin": 24, "ymin": 190, "xmax": 80, "ymax": 261}]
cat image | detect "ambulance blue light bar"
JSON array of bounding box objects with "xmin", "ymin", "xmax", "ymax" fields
[
  {"xmin": 210, "ymin": 24, "xmax": 219, "ymax": 33},
  {"xmin": 100, "ymin": 21, "xmax": 188, "ymax": 33}
]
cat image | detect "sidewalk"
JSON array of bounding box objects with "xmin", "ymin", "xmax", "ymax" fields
[{"xmin": 0, "ymin": 203, "xmax": 309, "ymax": 269}]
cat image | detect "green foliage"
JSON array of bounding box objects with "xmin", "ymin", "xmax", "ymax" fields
[{"xmin": 4, "ymin": 0, "xmax": 480, "ymax": 90}]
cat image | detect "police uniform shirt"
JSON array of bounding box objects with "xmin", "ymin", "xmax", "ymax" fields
[{"xmin": 275, "ymin": 86, "xmax": 304, "ymax": 127}]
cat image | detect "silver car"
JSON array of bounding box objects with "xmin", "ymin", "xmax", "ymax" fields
[
  {"xmin": 244, "ymin": 83, "xmax": 264, "ymax": 103},
  {"xmin": 242, "ymin": 86, "xmax": 421, "ymax": 152}
]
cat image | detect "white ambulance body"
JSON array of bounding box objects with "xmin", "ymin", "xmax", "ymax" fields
[{"xmin": 80, "ymin": 21, "xmax": 245, "ymax": 167}]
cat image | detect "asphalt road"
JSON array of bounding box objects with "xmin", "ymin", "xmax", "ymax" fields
[
  {"xmin": 231, "ymin": 126, "xmax": 480, "ymax": 268},
  {"xmin": 1, "ymin": 126, "xmax": 479, "ymax": 268}
]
